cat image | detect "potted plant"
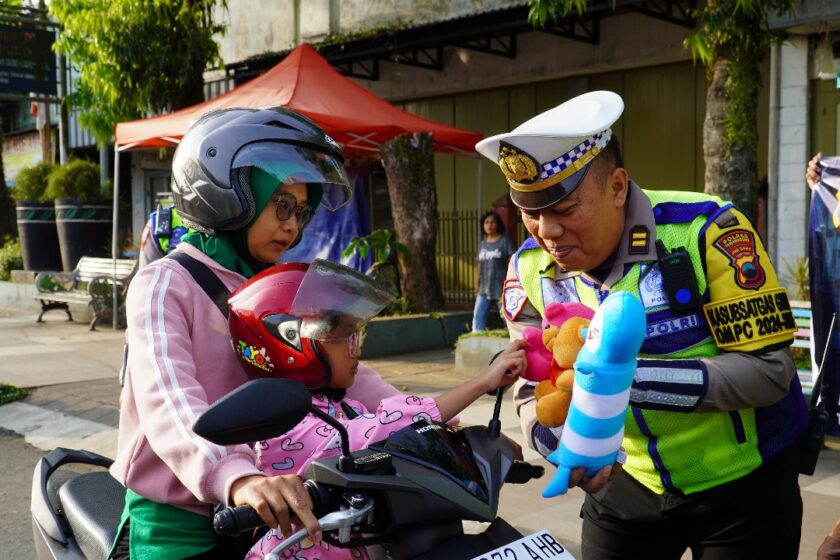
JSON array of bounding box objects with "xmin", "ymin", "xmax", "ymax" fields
[
  {"xmin": 45, "ymin": 159, "xmax": 112, "ymax": 271},
  {"xmin": 10, "ymin": 162, "xmax": 62, "ymax": 272}
]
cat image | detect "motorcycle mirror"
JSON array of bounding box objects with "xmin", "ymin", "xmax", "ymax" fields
[{"xmin": 194, "ymin": 379, "xmax": 312, "ymax": 445}]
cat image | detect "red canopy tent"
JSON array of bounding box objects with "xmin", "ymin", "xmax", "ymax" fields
[
  {"xmin": 114, "ymin": 42, "xmax": 482, "ymax": 155},
  {"xmin": 109, "ymin": 44, "xmax": 484, "ymax": 328}
]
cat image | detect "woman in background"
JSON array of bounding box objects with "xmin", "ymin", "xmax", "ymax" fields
[{"xmin": 472, "ymin": 210, "xmax": 515, "ymax": 332}]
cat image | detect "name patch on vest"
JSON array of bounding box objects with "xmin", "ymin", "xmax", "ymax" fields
[
  {"xmin": 712, "ymin": 229, "xmax": 766, "ymax": 290},
  {"xmin": 703, "ymin": 288, "xmax": 796, "ymax": 350},
  {"xmin": 503, "ymin": 279, "xmax": 527, "ymax": 321},
  {"xmin": 541, "ymin": 277, "xmax": 578, "ymax": 307},
  {"xmin": 639, "ymin": 264, "xmax": 668, "ymax": 310},
  {"xmin": 645, "ymin": 313, "xmax": 702, "ymax": 339}
]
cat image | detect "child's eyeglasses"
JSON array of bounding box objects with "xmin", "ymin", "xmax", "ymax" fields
[
  {"xmin": 275, "ymin": 192, "xmax": 313, "ymax": 228},
  {"xmin": 318, "ymin": 330, "xmax": 366, "ymax": 355},
  {"xmin": 346, "ymin": 330, "xmax": 365, "ymax": 355}
]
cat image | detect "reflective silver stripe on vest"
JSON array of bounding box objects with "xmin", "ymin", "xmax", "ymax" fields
[
  {"xmin": 635, "ymin": 367, "xmax": 705, "ymax": 385},
  {"xmin": 629, "ymin": 389, "xmax": 701, "ymax": 409}
]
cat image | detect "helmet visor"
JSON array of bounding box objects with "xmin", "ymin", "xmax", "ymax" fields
[
  {"xmin": 291, "ymin": 259, "xmax": 395, "ymax": 341},
  {"xmin": 233, "ymin": 142, "xmax": 352, "ymax": 211}
]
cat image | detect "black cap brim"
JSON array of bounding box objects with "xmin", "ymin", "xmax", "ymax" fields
[{"xmin": 509, "ymin": 165, "xmax": 592, "ymax": 211}]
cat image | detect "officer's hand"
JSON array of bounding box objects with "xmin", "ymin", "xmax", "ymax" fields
[
  {"xmin": 807, "ymin": 152, "xmax": 822, "ymax": 190},
  {"xmin": 817, "ymin": 517, "xmax": 840, "ymax": 559},
  {"xmin": 567, "ymin": 449, "xmax": 625, "ymax": 493},
  {"xmin": 568, "ymin": 463, "xmax": 623, "ymax": 493}
]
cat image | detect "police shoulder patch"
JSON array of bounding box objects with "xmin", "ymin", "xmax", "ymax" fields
[
  {"xmin": 503, "ymin": 279, "xmax": 528, "ymax": 321},
  {"xmin": 712, "ymin": 229, "xmax": 766, "ymax": 290}
]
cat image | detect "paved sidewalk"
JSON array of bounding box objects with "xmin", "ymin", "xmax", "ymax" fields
[{"xmin": 1, "ymin": 308, "xmax": 840, "ymax": 557}]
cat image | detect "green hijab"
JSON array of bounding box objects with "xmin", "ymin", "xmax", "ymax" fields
[{"xmin": 180, "ymin": 167, "xmax": 283, "ymax": 278}]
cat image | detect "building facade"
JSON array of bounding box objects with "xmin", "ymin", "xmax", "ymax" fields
[{"xmin": 124, "ymin": 0, "xmax": 835, "ymax": 297}]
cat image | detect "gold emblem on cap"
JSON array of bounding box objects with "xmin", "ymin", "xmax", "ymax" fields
[{"xmin": 499, "ymin": 142, "xmax": 539, "ymax": 184}]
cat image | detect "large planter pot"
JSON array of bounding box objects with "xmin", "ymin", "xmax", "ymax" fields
[
  {"xmin": 361, "ymin": 311, "xmax": 472, "ymax": 359},
  {"xmin": 55, "ymin": 198, "xmax": 112, "ymax": 271},
  {"xmin": 15, "ymin": 200, "xmax": 62, "ymax": 272}
]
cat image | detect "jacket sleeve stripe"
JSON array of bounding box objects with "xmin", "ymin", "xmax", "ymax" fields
[{"xmin": 145, "ymin": 266, "xmax": 224, "ymax": 465}]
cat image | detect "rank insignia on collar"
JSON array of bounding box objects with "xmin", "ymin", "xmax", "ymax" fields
[
  {"xmin": 499, "ymin": 142, "xmax": 539, "ymax": 185},
  {"xmin": 628, "ymin": 225, "xmax": 649, "ymax": 255}
]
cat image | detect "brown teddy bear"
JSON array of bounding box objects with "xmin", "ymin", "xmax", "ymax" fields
[{"xmin": 533, "ymin": 305, "xmax": 592, "ymax": 428}]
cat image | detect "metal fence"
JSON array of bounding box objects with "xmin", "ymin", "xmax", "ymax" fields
[
  {"xmin": 435, "ymin": 209, "xmax": 528, "ymax": 308},
  {"xmin": 436, "ymin": 209, "xmax": 480, "ymax": 308}
]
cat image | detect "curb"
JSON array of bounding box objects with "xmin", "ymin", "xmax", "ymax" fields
[{"xmin": 0, "ymin": 401, "xmax": 117, "ymax": 458}]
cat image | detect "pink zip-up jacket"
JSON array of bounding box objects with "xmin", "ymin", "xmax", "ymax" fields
[
  {"xmin": 246, "ymin": 393, "xmax": 442, "ymax": 560},
  {"xmin": 110, "ymin": 244, "xmax": 400, "ymax": 515}
]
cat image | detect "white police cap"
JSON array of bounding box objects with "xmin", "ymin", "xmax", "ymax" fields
[{"xmin": 476, "ymin": 91, "xmax": 624, "ymax": 211}]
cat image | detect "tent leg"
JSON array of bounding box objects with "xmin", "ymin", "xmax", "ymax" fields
[{"xmin": 112, "ymin": 144, "xmax": 120, "ymax": 331}]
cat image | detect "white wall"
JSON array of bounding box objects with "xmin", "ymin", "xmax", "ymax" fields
[
  {"xmin": 212, "ymin": 0, "xmax": 522, "ymax": 67},
  {"xmin": 213, "ymin": 0, "xmax": 296, "ymax": 64},
  {"xmin": 769, "ymin": 36, "xmax": 809, "ymax": 278}
]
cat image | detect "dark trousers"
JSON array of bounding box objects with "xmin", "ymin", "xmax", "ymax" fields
[{"xmin": 580, "ymin": 442, "xmax": 802, "ymax": 560}]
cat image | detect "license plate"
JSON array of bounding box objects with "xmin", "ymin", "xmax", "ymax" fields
[{"xmin": 472, "ymin": 530, "xmax": 576, "ymax": 560}]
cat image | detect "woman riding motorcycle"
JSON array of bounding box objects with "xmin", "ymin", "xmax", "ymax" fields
[{"xmin": 109, "ymin": 107, "xmax": 400, "ymax": 560}]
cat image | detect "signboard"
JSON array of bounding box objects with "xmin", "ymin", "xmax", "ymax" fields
[
  {"xmin": 0, "ymin": 23, "xmax": 56, "ymax": 96},
  {"xmin": 2, "ymin": 130, "xmax": 49, "ymax": 187}
]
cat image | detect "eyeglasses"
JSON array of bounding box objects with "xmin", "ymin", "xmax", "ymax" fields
[
  {"xmin": 346, "ymin": 330, "xmax": 365, "ymax": 355},
  {"xmin": 275, "ymin": 192, "xmax": 313, "ymax": 228}
]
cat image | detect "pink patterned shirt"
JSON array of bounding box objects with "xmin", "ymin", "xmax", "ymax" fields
[{"xmin": 246, "ymin": 393, "xmax": 441, "ymax": 560}]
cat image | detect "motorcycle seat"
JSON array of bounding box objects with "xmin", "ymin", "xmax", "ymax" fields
[{"xmin": 58, "ymin": 471, "xmax": 126, "ymax": 559}]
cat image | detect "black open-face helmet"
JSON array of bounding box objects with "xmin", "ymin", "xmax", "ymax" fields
[{"xmin": 171, "ymin": 107, "xmax": 352, "ymax": 235}]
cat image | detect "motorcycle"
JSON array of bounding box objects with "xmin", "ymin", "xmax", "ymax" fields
[
  {"xmin": 31, "ymin": 379, "xmax": 573, "ymax": 559},
  {"xmin": 31, "ymin": 446, "xmax": 124, "ymax": 560}
]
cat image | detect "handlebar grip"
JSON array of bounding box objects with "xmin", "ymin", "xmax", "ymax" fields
[
  {"xmin": 214, "ymin": 481, "xmax": 334, "ymax": 536},
  {"xmin": 505, "ymin": 461, "xmax": 545, "ymax": 484},
  {"xmin": 213, "ymin": 505, "xmax": 265, "ymax": 536}
]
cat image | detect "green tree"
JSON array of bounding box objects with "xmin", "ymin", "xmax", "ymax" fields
[
  {"xmin": 49, "ymin": 0, "xmax": 226, "ymax": 146},
  {"xmin": 529, "ymin": 0, "xmax": 795, "ymax": 219}
]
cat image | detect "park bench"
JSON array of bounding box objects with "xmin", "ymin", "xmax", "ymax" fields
[
  {"xmin": 790, "ymin": 300, "xmax": 813, "ymax": 395},
  {"xmin": 34, "ymin": 257, "xmax": 138, "ymax": 331}
]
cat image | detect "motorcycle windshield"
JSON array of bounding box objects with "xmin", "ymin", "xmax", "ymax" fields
[{"xmin": 371, "ymin": 419, "xmax": 489, "ymax": 502}]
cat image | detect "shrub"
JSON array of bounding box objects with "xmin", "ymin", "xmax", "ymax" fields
[
  {"xmin": 45, "ymin": 159, "xmax": 106, "ymax": 202},
  {"xmin": 0, "ymin": 383, "xmax": 30, "ymax": 405},
  {"xmin": 783, "ymin": 256, "xmax": 809, "ymax": 301},
  {"xmin": 381, "ymin": 296, "xmax": 411, "ymax": 316},
  {"xmin": 10, "ymin": 162, "xmax": 57, "ymax": 202},
  {"xmin": 0, "ymin": 237, "xmax": 23, "ymax": 281}
]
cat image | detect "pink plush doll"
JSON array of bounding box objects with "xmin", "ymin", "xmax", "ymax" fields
[{"xmin": 521, "ymin": 302, "xmax": 595, "ymax": 383}]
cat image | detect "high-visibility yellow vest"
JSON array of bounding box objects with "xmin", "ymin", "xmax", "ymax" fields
[{"xmin": 515, "ymin": 189, "xmax": 806, "ymax": 494}]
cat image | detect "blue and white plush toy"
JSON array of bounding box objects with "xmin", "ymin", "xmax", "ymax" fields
[{"xmin": 542, "ymin": 291, "xmax": 646, "ymax": 497}]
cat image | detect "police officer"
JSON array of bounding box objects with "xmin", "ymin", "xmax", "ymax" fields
[
  {"xmin": 477, "ymin": 91, "xmax": 807, "ymax": 559},
  {"xmin": 138, "ymin": 203, "xmax": 190, "ymax": 267}
]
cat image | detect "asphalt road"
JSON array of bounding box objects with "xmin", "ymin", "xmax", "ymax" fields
[{"xmin": 1, "ymin": 428, "xmax": 43, "ymax": 558}]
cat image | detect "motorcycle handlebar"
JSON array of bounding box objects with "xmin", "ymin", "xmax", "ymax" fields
[
  {"xmin": 215, "ymin": 462, "xmax": 541, "ymax": 536},
  {"xmin": 504, "ymin": 461, "xmax": 545, "ymax": 484},
  {"xmin": 214, "ymin": 480, "xmax": 335, "ymax": 536},
  {"xmin": 214, "ymin": 505, "xmax": 264, "ymax": 536}
]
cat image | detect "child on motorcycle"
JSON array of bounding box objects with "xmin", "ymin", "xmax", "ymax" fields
[
  {"xmin": 110, "ymin": 108, "xmax": 402, "ymax": 560},
  {"xmin": 227, "ymin": 259, "xmax": 528, "ymax": 560}
]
